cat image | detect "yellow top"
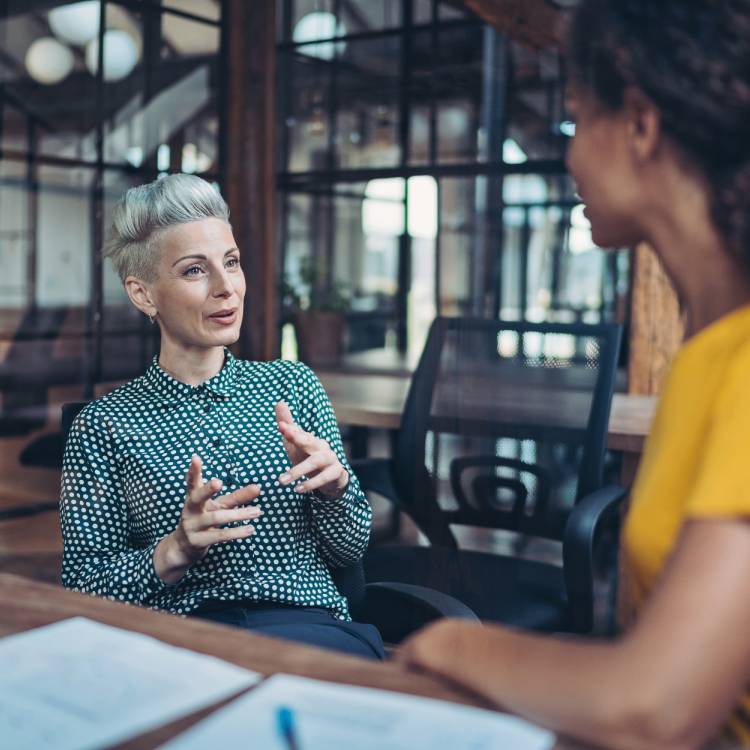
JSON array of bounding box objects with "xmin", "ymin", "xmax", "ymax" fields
[{"xmin": 623, "ymin": 303, "xmax": 750, "ymax": 744}]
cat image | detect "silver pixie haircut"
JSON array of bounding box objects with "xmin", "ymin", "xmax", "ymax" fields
[{"xmin": 103, "ymin": 173, "xmax": 230, "ymax": 283}]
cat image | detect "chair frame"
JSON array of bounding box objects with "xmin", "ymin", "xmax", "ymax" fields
[{"xmin": 356, "ymin": 316, "xmax": 626, "ymax": 634}]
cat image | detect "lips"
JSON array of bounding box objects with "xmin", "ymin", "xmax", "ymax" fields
[{"xmin": 207, "ymin": 308, "xmax": 238, "ymax": 325}]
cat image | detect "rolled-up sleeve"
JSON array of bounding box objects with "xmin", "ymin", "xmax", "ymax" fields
[
  {"xmin": 293, "ymin": 363, "xmax": 372, "ymax": 568},
  {"xmin": 60, "ymin": 407, "xmax": 173, "ymax": 604}
]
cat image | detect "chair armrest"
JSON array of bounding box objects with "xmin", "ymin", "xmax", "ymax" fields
[
  {"xmin": 562, "ymin": 484, "xmax": 628, "ymax": 634},
  {"xmin": 361, "ymin": 581, "xmax": 480, "ymax": 643}
]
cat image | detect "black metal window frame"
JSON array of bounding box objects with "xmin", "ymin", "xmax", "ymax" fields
[{"xmin": 275, "ymin": 0, "xmax": 610, "ymax": 358}]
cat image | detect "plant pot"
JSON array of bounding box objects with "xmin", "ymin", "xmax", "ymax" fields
[{"xmin": 293, "ymin": 310, "xmax": 346, "ymax": 366}]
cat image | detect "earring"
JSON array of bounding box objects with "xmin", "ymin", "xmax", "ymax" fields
[{"xmin": 148, "ymin": 313, "xmax": 155, "ymax": 325}]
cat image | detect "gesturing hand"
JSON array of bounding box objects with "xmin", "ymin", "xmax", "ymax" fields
[
  {"xmin": 275, "ymin": 401, "xmax": 349, "ymax": 500},
  {"xmin": 155, "ymin": 455, "xmax": 262, "ymax": 583}
]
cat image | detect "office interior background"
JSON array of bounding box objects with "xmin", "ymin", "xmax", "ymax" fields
[{"xmin": 0, "ymin": 0, "xmax": 633, "ymax": 578}]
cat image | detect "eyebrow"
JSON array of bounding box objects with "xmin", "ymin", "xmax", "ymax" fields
[{"xmin": 172, "ymin": 248, "xmax": 239, "ymax": 267}]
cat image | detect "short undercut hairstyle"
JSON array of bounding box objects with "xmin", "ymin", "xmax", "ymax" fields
[{"xmin": 103, "ymin": 173, "xmax": 231, "ymax": 283}]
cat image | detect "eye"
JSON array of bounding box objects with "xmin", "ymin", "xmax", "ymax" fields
[
  {"xmin": 226, "ymin": 256, "xmax": 241, "ymax": 269},
  {"xmin": 184, "ymin": 264, "xmax": 205, "ymax": 277}
]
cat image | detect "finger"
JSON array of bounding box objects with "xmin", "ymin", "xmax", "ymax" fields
[
  {"xmin": 275, "ymin": 400, "xmax": 294, "ymax": 426},
  {"xmin": 278, "ymin": 451, "xmax": 329, "ymax": 485},
  {"xmin": 295, "ymin": 465, "xmax": 342, "ymax": 494},
  {"xmin": 186, "ymin": 476, "xmax": 223, "ymax": 510},
  {"xmin": 277, "ymin": 420, "xmax": 321, "ymax": 454},
  {"xmin": 185, "ymin": 454, "xmax": 203, "ymax": 492},
  {"xmin": 275, "ymin": 413, "xmax": 303, "ymax": 463},
  {"xmin": 276, "ymin": 423, "xmax": 310, "ymax": 466},
  {"xmin": 197, "ymin": 506, "xmax": 263, "ymax": 530},
  {"xmin": 190, "ymin": 525, "xmax": 256, "ymax": 547},
  {"xmin": 214, "ymin": 483, "xmax": 262, "ymax": 509}
]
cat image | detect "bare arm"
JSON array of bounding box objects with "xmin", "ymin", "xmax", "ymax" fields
[{"xmin": 398, "ymin": 519, "xmax": 750, "ymax": 750}]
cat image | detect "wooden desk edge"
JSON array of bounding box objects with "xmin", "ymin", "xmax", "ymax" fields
[{"xmin": 0, "ymin": 575, "xmax": 584, "ymax": 749}]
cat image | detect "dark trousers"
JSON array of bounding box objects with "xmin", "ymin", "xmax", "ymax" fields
[{"xmin": 191, "ymin": 602, "xmax": 385, "ymax": 660}]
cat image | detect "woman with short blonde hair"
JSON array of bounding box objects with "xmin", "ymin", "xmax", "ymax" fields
[{"xmin": 61, "ymin": 173, "xmax": 383, "ymax": 659}]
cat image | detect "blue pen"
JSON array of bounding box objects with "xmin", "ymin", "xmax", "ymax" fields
[{"xmin": 276, "ymin": 705, "xmax": 300, "ymax": 750}]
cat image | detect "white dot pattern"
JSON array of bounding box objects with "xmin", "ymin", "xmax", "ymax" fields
[{"xmin": 60, "ymin": 350, "xmax": 372, "ymax": 621}]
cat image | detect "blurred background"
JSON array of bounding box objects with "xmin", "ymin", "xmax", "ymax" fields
[{"xmin": 0, "ymin": 0, "xmax": 645, "ymax": 586}]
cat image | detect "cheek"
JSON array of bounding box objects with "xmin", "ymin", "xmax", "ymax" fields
[
  {"xmin": 156, "ymin": 281, "xmax": 206, "ymax": 318},
  {"xmin": 566, "ymin": 134, "xmax": 597, "ymax": 191},
  {"xmin": 234, "ymin": 271, "xmax": 247, "ymax": 299}
]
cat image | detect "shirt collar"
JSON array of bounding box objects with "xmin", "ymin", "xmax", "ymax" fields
[{"xmin": 144, "ymin": 348, "xmax": 238, "ymax": 401}]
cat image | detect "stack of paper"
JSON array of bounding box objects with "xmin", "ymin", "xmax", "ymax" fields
[
  {"xmin": 161, "ymin": 673, "xmax": 556, "ymax": 750},
  {"xmin": 0, "ymin": 617, "xmax": 260, "ymax": 750}
]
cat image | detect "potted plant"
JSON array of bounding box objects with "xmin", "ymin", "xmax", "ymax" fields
[{"xmin": 281, "ymin": 257, "xmax": 350, "ymax": 366}]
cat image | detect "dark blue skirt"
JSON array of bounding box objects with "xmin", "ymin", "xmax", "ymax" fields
[{"xmin": 190, "ymin": 602, "xmax": 385, "ymax": 660}]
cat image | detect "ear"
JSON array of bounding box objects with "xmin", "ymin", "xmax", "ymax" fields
[
  {"xmin": 125, "ymin": 276, "xmax": 157, "ymax": 318},
  {"xmin": 623, "ymin": 85, "xmax": 662, "ymax": 163}
]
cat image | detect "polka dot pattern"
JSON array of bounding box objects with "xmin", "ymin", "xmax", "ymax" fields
[{"xmin": 60, "ymin": 350, "xmax": 372, "ymax": 621}]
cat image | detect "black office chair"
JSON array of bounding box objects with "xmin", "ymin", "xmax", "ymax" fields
[
  {"xmin": 61, "ymin": 401, "xmax": 478, "ymax": 643},
  {"xmin": 355, "ymin": 316, "xmax": 627, "ymax": 635}
]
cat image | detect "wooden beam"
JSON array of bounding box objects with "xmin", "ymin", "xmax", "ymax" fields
[
  {"xmin": 627, "ymin": 243, "xmax": 684, "ymax": 395},
  {"xmin": 224, "ymin": 0, "xmax": 278, "ymax": 361},
  {"xmin": 455, "ymin": 0, "xmax": 561, "ymax": 49}
]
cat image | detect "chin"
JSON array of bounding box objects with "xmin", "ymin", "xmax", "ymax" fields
[
  {"xmin": 589, "ymin": 216, "xmax": 642, "ymax": 251},
  {"xmin": 213, "ymin": 327, "xmax": 241, "ymax": 346}
]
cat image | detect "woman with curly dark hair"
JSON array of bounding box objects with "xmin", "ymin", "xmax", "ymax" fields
[{"xmin": 397, "ymin": 1, "xmax": 750, "ymax": 747}]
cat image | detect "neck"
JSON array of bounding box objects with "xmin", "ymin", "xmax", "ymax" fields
[
  {"xmin": 157, "ymin": 338, "xmax": 226, "ymax": 386},
  {"xmin": 641, "ymin": 177, "xmax": 750, "ymax": 339}
]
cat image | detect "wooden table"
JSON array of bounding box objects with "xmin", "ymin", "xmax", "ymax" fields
[
  {"xmin": 0, "ymin": 573, "xmax": 586, "ymax": 749},
  {"xmin": 319, "ymin": 371, "xmax": 657, "ymax": 454}
]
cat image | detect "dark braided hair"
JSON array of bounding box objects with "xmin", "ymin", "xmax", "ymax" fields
[{"xmin": 567, "ymin": 0, "xmax": 750, "ymax": 266}]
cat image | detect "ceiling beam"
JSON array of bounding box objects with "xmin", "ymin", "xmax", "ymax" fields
[{"xmin": 452, "ymin": 0, "xmax": 562, "ymax": 49}]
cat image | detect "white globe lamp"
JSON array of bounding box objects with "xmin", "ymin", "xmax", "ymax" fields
[
  {"xmin": 293, "ymin": 11, "xmax": 346, "ymax": 61},
  {"xmin": 49, "ymin": 2, "xmax": 101, "ymax": 47},
  {"xmin": 25, "ymin": 37, "xmax": 75, "ymax": 85},
  {"xmin": 86, "ymin": 30, "xmax": 138, "ymax": 82}
]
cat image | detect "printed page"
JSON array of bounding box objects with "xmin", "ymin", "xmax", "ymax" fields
[
  {"xmin": 0, "ymin": 616, "xmax": 260, "ymax": 750},
  {"xmin": 161, "ymin": 672, "xmax": 556, "ymax": 750}
]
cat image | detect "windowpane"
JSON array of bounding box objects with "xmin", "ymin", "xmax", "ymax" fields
[
  {"xmin": 103, "ymin": 3, "xmax": 220, "ymax": 173},
  {"xmin": 281, "ymin": 183, "xmax": 400, "ymax": 355},
  {"xmin": 36, "ymin": 165, "xmax": 94, "ymax": 309},
  {"xmin": 0, "ymin": 159, "xmax": 31, "ymax": 308},
  {"xmin": 335, "ymin": 36, "xmax": 401, "ymax": 169},
  {"xmin": 280, "ymin": 50, "xmax": 331, "ymax": 172},
  {"xmin": 506, "ymin": 40, "xmax": 568, "ymax": 162},
  {"xmin": 435, "ymin": 25, "xmax": 484, "ymax": 164},
  {"xmin": 0, "ymin": 7, "xmax": 98, "ymax": 163}
]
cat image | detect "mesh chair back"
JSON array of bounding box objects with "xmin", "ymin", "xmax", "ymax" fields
[{"xmin": 393, "ymin": 317, "xmax": 622, "ymax": 546}]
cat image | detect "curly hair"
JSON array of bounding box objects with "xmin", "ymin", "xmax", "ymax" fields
[{"xmin": 567, "ymin": 0, "xmax": 750, "ymax": 265}]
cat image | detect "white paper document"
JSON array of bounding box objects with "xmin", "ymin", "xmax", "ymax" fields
[
  {"xmin": 0, "ymin": 616, "xmax": 260, "ymax": 750},
  {"xmin": 161, "ymin": 673, "xmax": 556, "ymax": 750}
]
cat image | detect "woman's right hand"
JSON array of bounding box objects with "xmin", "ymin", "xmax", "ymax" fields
[{"xmin": 154, "ymin": 454, "xmax": 262, "ymax": 583}]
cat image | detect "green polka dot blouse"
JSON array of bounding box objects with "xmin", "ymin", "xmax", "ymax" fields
[{"xmin": 60, "ymin": 350, "xmax": 372, "ymax": 621}]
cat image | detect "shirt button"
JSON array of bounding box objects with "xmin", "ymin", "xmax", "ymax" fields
[
  {"xmin": 213, "ymin": 437, "xmax": 223, "ymax": 447},
  {"xmin": 204, "ymin": 404, "xmax": 213, "ymax": 413}
]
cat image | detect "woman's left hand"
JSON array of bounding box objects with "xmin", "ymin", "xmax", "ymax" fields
[{"xmin": 275, "ymin": 401, "xmax": 349, "ymax": 499}]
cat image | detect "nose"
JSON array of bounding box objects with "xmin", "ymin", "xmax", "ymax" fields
[{"xmin": 211, "ymin": 267, "xmax": 233, "ymax": 298}]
